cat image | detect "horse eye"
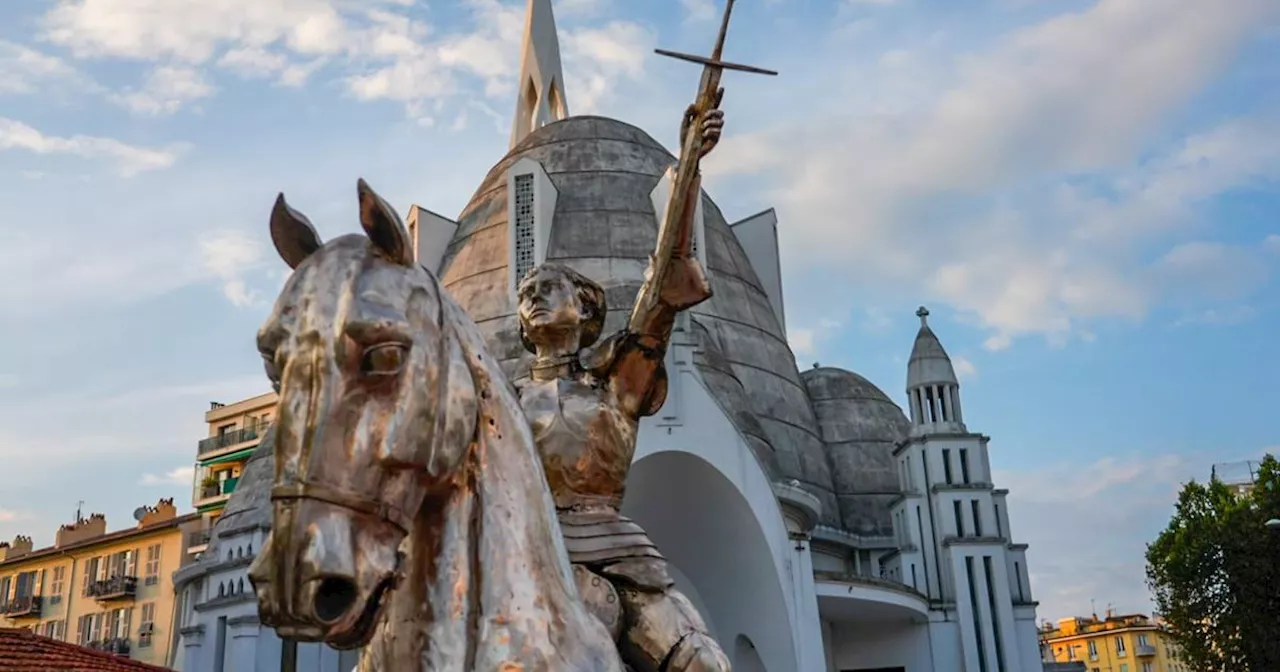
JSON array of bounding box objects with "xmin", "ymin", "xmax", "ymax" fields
[{"xmin": 361, "ymin": 343, "xmax": 408, "ymax": 376}]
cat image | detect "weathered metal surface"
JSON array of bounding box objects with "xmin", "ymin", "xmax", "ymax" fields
[
  {"xmin": 437, "ymin": 114, "xmax": 840, "ymax": 527},
  {"xmin": 801, "ymin": 367, "xmax": 910, "ymax": 536},
  {"xmin": 246, "ymin": 181, "xmax": 622, "ymax": 671},
  {"xmin": 509, "ymin": 102, "xmax": 729, "ymax": 671}
]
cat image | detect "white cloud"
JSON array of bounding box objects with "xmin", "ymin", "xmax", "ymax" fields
[
  {"xmin": 0, "ymin": 117, "xmax": 183, "ymax": 176},
  {"xmin": 0, "ymin": 41, "xmax": 82, "ymax": 94},
  {"xmin": 34, "ymin": 0, "xmax": 655, "ymax": 126},
  {"xmin": 711, "ymin": 0, "xmax": 1280, "ymax": 349},
  {"xmin": 140, "ymin": 466, "xmax": 195, "ymax": 487},
  {"xmin": 0, "ymin": 510, "xmax": 30, "ymax": 523},
  {"xmin": 995, "ymin": 452, "xmax": 1197, "ymax": 619},
  {"xmin": 679, "ymin": 0, "xmax": 717, "ymax": 22},
  {"xmin": 110, "ymin": 65, "xmax": 215, "ymax": 116},
  {"xmin": 200, "ymin": 230, "xmax": 266, "ymax": 308},
  {"xmin": 1173, "ymin": 305, "xmax": 1257, "ymax": 327},
  {"xmin": 952, "ymin": 356, "xmax": 976, "ymax": 380}
]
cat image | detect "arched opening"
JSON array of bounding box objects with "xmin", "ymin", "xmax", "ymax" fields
[
  {"xmin": 622, "ymin": 450, "xmax": 795, "ymax": 672},
  {"xmin": 524, "ymin": 77, "xmax": 540, "ymax": 131},
  {"xmin": 547, "ymin": 78, "xmax": 566, "ymax": 120},
  {"xmin": 734, "ymin": 635, "xmax": 768, "ymax": 672}
]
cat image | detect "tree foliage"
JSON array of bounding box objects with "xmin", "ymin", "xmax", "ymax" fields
[{"xmin": 1146, "ymin": 454, "xmax": 1280, "ymax": 671}]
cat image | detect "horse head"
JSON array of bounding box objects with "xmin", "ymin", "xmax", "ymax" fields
[{"xmin": 247, "ymin": 179, "xmax": 478, "ymax": 649}]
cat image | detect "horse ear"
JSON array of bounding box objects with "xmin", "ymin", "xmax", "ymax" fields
[
  {"xmin": 357, "ymin": 178, "xmax": 414, "ymax": 267},
  {"xmin": 270, "ymin": 193, "xmax": 323, "ymax": 270}
]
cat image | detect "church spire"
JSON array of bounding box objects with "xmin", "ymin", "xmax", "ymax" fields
[
  {"xmin": 906, "ymin": 306, "xmax": 965, "ymax": 432},
  {"xmin": 510, "ymin": 0, "xmax": 570, "ymax": 150}
]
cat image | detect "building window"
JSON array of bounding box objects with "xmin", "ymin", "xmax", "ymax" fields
[
  {"xmin": 943, "ymin": 449, "xmax": 954, "ymax": 484},
  {"xmin": 995, "ymin": 503, "xmax": 1003, "ymax": 537},
  {"xmin": 1014, "ymin": 561, "xmax": 1025, "ymax": 602},
  {"xmin": 50, "ymin": 566, "xmax": 65, "ymax": 604},
  {"xmin": 965, "ymin": 557, "xmax": 989, "ymax": 672},
  {"xmin": 140, "ymin": 602, "xmax": 156, "ymax": 648},
  {"xmin": 1116, "ymin": 635, "xmax": 1127, "ymax": 655},
  {"xmin": 145, "ymin": 544, "xmax": 162, "ymax": 585},
  {"xmin": 1120, "ymin": 665, "xmax": 1129, "ymax": 672},
  {"xmin": 512, "ymin": 173, "xmax": 536, "ymax": 283},
  {"xmin": 1088, "ymin": 640, "xmax": 1098, "ymax": 658},
  {"xmin": 960, "ymin": 448, "xmax": 971, "ymax": 483},
  {"xmin": 1137, "ymin": 634, "xmax": 1149, "ymax": 647},
  {"xmin": 972, "ymin": 500, "xmax": 983, "ymax": 536},
  {"xmin": 1141, "ymin": 663, "xmax": 1153, "ymax": 672},
  {"xmin": 953, "ymin": 500, "xmax": 965, "ymax": 537}
]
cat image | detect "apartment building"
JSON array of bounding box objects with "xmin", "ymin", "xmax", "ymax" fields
[
  {"xmin": 188, "ymin": 392, "xmax": 276, "ymax": 558},
  {"xmin": 1040, "ymin": 612, "xmax": 1190, "ymax": 672},
  {"xmin": 0, "ymin": 498, "xmax": 200, "ymax": 667}
]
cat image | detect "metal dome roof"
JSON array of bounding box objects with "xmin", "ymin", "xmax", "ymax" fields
[
  {"xmin": 800, "ymin": 366, "xmax": 909, "ymax": 536},
  {"xmin": 436, "ymin": 115, "xmax": 842, "ymax": 527}
]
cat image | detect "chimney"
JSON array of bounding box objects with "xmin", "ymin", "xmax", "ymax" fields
[
  {"xmin": 0, "ymin": 535, "xmax": 34, "ymax": 561},
  {"xmin": 138, "ymin": 498, "xmax": 178, "ymax": 527},
  {"xmin": 55, "ymin": 513, "xmax": 107, "ymax": 548}
]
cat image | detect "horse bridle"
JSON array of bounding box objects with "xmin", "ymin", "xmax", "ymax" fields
[{"xmin": 270, "ymin": 267, "xmax": 452, "ymax": 536}]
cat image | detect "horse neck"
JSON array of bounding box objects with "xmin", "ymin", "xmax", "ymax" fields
[{"xmin": 369, "ymin": 319, "xmax": 583, "ymax": 670}]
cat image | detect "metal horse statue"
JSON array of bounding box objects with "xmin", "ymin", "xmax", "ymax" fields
[{"xmin": 246, "ymin": 180, "xmax": 624, "ymax": 672}]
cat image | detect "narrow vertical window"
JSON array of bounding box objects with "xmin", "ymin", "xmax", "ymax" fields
[
  {"xmin": 513, "ymin": 173, "xmax": 536, "ymax": 283},
  {"xmin": 984, "ymin": 556, "xmax": 1007, "ymax": 672},
  {"xmin": 995, "ymin": 503, "xmax": 1003, "ymax": 537},
  {"xmin": 954, "ymin": 500, "xmax": 965, "ymax": 537},
  {"xmin": 960, "ymin": 448, "xmax": 971, "ymax": 483},
  {"xmin": 943, "ymin": 449, "xmax": 954, "ymax": 484},
  {"xmin": 972, "ymin": 500, "xmax": 983, "ymax": 536},
  {"xmin": 966, "ymin": 557, "xmax": 989, "ymax": 672}
]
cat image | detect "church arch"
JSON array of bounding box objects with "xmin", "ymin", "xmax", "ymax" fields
[
  {"xmin": 734, "ymin": 635, "xmax": 768, "ymax": 672},
  {"xmin": 623, "ymin": 450, "xmax": 795, "ymax": 672}
]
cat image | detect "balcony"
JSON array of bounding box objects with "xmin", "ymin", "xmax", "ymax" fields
[
  {"xmin": 2, "ymin": 595, "xmax": 41, "ymax": 618},
  {"xmin": 198, "ymin": 424, "xmax": 264, "ymax": 457},
  {"xmin": 189, "ymin": 529, "xmax": 212, "ymax": 548},
  {"xmin": 89, "ymin": 638, "xmax": 131, "ymax": 656},
  {"xmin": 86, "ymin": 575, "xmax": 138, "ymax": 601},
  {"xmin": 199, "ymin": 476, "xmax": 240, "ymax": 502},
  {"xmin": 1137, "ymin": 643, "xmax": 1157, "ymax": 656}
]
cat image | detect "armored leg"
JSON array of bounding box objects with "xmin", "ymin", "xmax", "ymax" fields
[
  {"xmin": 573, "ymin": 564, "xmax": 624, "ymax": 642},
  {"xmin": 615, "ymin": 585, "xmax": 730, "ymax": 672}
]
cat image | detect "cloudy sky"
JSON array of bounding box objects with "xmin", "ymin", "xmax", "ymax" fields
[{"xmin": 1, "ymin": 0, "xmax": 1278, "ymax": 624}]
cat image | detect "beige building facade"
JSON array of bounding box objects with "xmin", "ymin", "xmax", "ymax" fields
[{"xmin": 0, "ymin": 498, "xmax": 200, "ymax": 667}]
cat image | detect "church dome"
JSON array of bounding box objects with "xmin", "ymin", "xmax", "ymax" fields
[
  {"xmin": 800, "ymin": 366, "xmax": 909, "ymax": 536},
  {"xmin": 437, "ymin": 116, "xmax": 843, "ymax": 527}
]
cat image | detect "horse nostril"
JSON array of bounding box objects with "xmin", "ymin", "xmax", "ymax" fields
[{"xmin": 313, "ymin": 577, "xmax": 358, "ymax": 624}]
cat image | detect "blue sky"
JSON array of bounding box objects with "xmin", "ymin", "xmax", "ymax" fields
[{"xmin": 0, "ymin": 0, "xmax": 1277, "ymax": 624}]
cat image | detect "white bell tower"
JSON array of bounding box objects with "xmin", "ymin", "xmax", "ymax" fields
[{"xmin": 510, "ymin": 0, "xmax": 570, "ymax": 150}]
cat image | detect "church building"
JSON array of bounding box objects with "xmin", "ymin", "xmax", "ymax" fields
[{"xmin": 171, "ymin": 1, "xmax": 1043, "ymax": 670}]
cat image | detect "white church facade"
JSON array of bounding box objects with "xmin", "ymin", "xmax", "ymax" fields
[{"xmin": 171, "ymin": 1, "xmax": 1044, "ymax": 671}]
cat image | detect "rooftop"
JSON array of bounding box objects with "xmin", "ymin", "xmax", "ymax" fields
[
  {"xmin": 0, "ymin": 498, "xmax": 199, "ymax": 569},
  {"xmin": 0, "ymin": 628, "xmax": 172, "ymax": 671}
]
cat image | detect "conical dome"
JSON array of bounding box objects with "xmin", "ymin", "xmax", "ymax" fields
[{"xmin": 907, "ymin": 306, "xmax": 958, "ymax": 388}]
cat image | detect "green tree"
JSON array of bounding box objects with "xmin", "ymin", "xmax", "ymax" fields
[{"xmin": 1146, "ymin": 454, "xmax": 1280, "ymax": 671}]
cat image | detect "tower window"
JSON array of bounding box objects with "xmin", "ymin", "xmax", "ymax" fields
[
  {"xmin": 953, "ymin": 500, "xmax": 965, "ymax": 537},
  {"xmin": 513, "ymin": 173, "xmax": 536, "ymax": 282},
  {"xmin": 995, "ymin": 503, "xmax": 1003, "ymax": 537},
  {"xmin": 972, "ymin": 499, "xmax": 983, "ymax": 536},
  {"xmin": 960, "ymin": 448, "xmax": 971, "ymax": 483},
  {"xmin": 943, "ymin": 449, "xmax": 954, "ymax": 484}
]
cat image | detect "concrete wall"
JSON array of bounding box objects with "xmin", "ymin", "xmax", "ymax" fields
[
  {"xmin": 623, "ymin": 339, "xmax": 823, "ymax": 672},
  {"xmin": 824, "ymin": 620, "xmax": 933, "ymax": 672}
]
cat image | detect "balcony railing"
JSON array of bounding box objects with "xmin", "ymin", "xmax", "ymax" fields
[
  {"xmin": 2, "ymin": 595, "xmax": 41, "ymax": 618},
  {"xmin": 199, "ymin": 476, "xmax": 240, "ymax": 501},
  {"xmin": 89, "ymin": 638, "xmax": 131, "ymax": 656},
  {"xmin": 1136, "ymin": 643, "xmax": 1157, "ymax": 656},
  {"xmin": 197, "ymin": 424, "xmax": 264, "ymax": 456},
  {"xmin": 189, "ymin": 529, "xmax": 212, "ymax": 548},
  {"xmin": 85, "ymin": 575, "xmax": 138, "ymax": 601}
]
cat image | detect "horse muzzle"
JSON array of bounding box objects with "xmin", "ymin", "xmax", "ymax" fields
[{"xmin": 247, "ymin": 504, "xmax": 402, "ymax": 649}]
